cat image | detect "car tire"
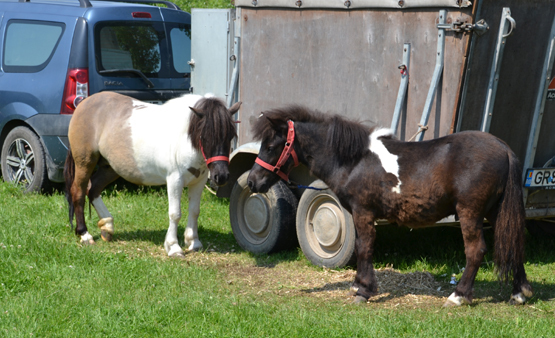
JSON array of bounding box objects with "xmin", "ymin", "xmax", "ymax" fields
[
  {"xmin": 230, "ymin": 170, "xmax": 298, "ymax": 254},
  {"xmin": 1, "ymin": 127, "xmax": 49, "ymax": 193},
  {"xmin": 296, "ymin": 181, "xmax": 356, "ymax": 268}
]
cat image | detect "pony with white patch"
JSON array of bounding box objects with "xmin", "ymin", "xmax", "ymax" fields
[
  {"xmin": 246, "ymin": 105, "xmax": 532, "ymax": 307},
  {"xmin": 64, "ymin": 92, "xmax": 241, "ymax": 257}
]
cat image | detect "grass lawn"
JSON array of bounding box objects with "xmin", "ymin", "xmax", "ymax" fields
[{"xmin": 0, "ymin": 180, "xmax": 554, "ymax": 337}]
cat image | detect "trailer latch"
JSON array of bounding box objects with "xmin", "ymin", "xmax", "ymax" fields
[{"xmin": 437, "ymin": 19, "xmax": 489, "ymax": 36}]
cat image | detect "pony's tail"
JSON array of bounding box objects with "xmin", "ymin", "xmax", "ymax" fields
[
  {"xmin": 64, "ymin": 147, "xmax": 75, "ymax": 230},
  {"xmin": 494, "ymin": 150, "xmax": 526, "ymax": 284}
]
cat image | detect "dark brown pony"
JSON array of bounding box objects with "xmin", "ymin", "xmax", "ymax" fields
[
  {"xmin": 64, "ymin": 92, "xmax": 241, "ymax": 257},
  {"xmin": 247, "ymin": 106, "xmax": 532, "ymax": 306}
]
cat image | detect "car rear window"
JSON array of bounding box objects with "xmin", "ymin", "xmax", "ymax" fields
[
  {"xmin": 95, "ymin": 21, "xmax": 191, "ymax": 78},
  {"xmin": 3, "ymin": 20, "xmax": 65, "ymax": 73},
  {"xmin": 169, "ymin": 25, "xmax": 191, "ymax": 74}
]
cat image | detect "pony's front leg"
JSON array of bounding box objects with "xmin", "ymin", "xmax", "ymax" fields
[
  {"xmin": 183, "ymin": 180, "xmax": 205, "ymax": 251},
  {"xmin": 164, "ymin": 175, "xmax": 186, "ymax": 257},
  {"xmin": 351, "ymin": 210, "xmax": 378, "ymax": 303}
]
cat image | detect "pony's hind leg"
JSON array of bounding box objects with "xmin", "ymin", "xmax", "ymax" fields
[
  {"xmin": 88, "ymin": 161, "xmax": 120, "ymax": 242},
  {"xmin": 70, "ymin": 156, "xmax": 98, "ymax": 245},
  {"xmin": 184, "ymin": 180, "xmax": 205, "ymax": 252},
  {"xmin": 444, "ymin": 214, "xmax": 487, "ymax": 307}
]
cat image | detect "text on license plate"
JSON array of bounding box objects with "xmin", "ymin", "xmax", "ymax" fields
[{"xmin": 524, "ymin": 168, "xmax": 555, "ymax": 188}]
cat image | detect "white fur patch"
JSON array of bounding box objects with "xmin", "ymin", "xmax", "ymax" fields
[
  {"xmin": 80, "ymin": 231, "xmax": 94, "ymax": 244},
  {"xmin": 369, "ymin": 128, "xmax": 402, "ymax": 194},
  {"xmin": 510, "ymin": 292, "xmax": 526, "ymax": 305},
  {"xmin": 447, "ymin": 292, "xmax": 465, "ymax": 306},
  {"xmin": 127, "ymin": 94, "xmax": 206, "ymax": 185}
]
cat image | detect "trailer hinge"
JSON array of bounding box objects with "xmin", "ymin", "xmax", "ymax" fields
[{"xmin": 437, "ymin": 19, "xmax": 489, "ymax": 36}]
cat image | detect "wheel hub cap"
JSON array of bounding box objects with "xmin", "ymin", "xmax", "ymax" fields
[
  {"xmin": 243, "ymin": 194, "xmax": 269, "ymax": 234},
  {"xmin": 312, "ymin": 205, "xmax": 341, "ymax": 247}
]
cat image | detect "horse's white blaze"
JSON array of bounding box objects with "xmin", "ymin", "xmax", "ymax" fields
[
  {"xmin": 127, "ymin": 95, "xmax": 207, "ymax": 186},
  {"xmin": 369, "ymin": 128, "xmax": 402, "ymax": 194}
]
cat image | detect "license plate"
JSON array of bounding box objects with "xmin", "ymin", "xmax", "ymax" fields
[
  {"xmin": 145, "ymin": 100, "xmax": 163, "ymax": 105},
  {"xmin": 524, "ymin": 168, "xmax": 555, "ymax": 188}
]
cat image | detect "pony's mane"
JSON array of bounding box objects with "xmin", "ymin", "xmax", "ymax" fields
[
  {"xmin": 252, "ymin": 106, "xmax": 371, "ymax": 165},
  {"xmin": 188, "ymin": 97, "xmax": 237, "ymax": 151}
]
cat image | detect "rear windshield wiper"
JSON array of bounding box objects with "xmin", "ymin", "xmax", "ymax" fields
[{"xmin": 99, "ymin": 69, "xmax": 155, "ymax": 88}]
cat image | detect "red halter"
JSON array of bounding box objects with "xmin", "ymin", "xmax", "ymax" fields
[
  {"xmin": 255, "ymin": 120, "xmax": 299, "ymax": 182},
  {"xmin": 200, "ymin": 141, "xmax": 229, "ymax": 165}
]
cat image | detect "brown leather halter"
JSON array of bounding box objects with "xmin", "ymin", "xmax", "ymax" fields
[{"xmin": 255, "ymin": 120, "xmax": 299, "ymax": 182}]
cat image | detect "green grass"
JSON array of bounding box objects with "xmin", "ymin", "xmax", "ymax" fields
[
  {"xmin": 172, "ymin": 0, "xmax": 234, "ymax": 13},
  {"xmin": 0, "ymin": 180, "xmax": 554, "ymax": 337}
]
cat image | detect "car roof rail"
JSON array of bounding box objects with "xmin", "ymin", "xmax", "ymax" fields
[
  {"xmin": 96, "ymin": 0, "xmax": 181, "ymax": 10},
  {"xmin": 18, "ymin": 0, "xmax": 92, "ymax": 7}
]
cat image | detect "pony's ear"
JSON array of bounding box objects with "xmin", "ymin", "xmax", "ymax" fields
[
  {"xmin": 228, "ymin": 101, "xmax": 242, "ymax": 116},
  {"xmin": 189, "ymin": 106, "xmax": 205, "ymax": 119},
  {"xmin": 265, "ymin": 116, "xmax": 287, "ymax": 133}
]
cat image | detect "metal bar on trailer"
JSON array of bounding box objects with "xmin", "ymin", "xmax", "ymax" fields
[
  {"xmin": 226, "ymin": 36, "xmax": 241, "ymax": 108},
  {"xmin": 480, "ymin": 8, "xmax": 516, "ymax": 132},
  {"xmin": 455, "ymin": 0, "xmax": 485, "ymax": 133},
  {"xmin": 522, "ymin": 12, "xmax": 555, "ymax": 203},
  {"xmin": 414, "ymin": 10, "xmax": 446, "ymax": 142},
  {"xmin": 391, "ymin": 43, "xmax": 411, "ymax": 136}
]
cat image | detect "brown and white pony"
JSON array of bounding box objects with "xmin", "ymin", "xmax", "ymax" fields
[
  {"xmin": 64, "ymin": 92, "xmax": 241, "ymax": 257},
  {"xmin": 247, "ymin": 106, "xmax": 532, "ymax": 307}
]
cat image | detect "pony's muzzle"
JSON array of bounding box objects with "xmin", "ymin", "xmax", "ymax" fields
[{"xmin": 210, "ymin": 163, "xmax": 230, "ymax": 187}]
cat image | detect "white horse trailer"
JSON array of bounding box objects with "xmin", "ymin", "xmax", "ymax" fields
[{"xmin": 189, "ymin": 0, "xmax": 555, "ymax": 268}]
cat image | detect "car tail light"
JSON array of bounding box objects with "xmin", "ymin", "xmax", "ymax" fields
[
  {"xmin": 61, "ymin": 68, "xmax": 89, "ymax": 115},
  {"xmin": 132, "ymin": 12, "xmax": 152, "ymax": 19}
]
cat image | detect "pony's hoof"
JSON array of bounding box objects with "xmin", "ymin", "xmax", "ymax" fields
[
  {"xmin": 509, "ymin": 292, "xmax": 526, "ymax": 305},
  {"xmin": 443, "ymin": 292, "xmax": 470, "ymax": 307},
  {"xmin": 347, "ymin": 287, "xmax": 358, "ymax": 297},
  {"xmin": 80, "ymin": 232, "xmax": 95, "ymax": 245},
  {"xmin": 522, "ymin": 284, "xmax": 533, "ymax": 298},
  {"xmin": 186, "ymin": 242, "xmax": 203, "ymax": 252},
  {"xmin": 169, "ymin": 251, "xmax": 186, "ymax": 258},
  {"xmin": 352, "ymin": 296, "xmax": 368, "ymax": 304},
  {"xmin": 100, "ymin": 230, "xmax": 113, "ymax": 242},
  {"xmin": 442, "ymin": 299, "xmax": 459, "ymax": 307},
  {"xmin": 98, "ymin": 218, "xmax": 114, "ymax": 242}
]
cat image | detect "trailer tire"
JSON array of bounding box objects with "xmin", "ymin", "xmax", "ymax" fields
[
  {"xmin": 296, "ymin": 182, "xmax": 356, "ymax": 268},
  {"xmin": 526, "ymin": 218, "xmax": 555, "ymax": 238},
  {"xmin": 229, "ymin": 170, "xmax": 298, "ymax": 254}
]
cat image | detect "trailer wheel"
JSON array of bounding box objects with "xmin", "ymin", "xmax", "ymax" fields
[
  {"xmin": 229, "ymin": 170, "xmax": 298, "ymax": 254},
  {"xmin": 526, "ymin": 218, "xmax": 555, "ymax": 238},
  {"xmin": 296, "ymin": 182, "xmax": 356, "ymax": 268}
]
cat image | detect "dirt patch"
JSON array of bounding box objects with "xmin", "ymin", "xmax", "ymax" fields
[
  {"xmin": 104, "ymin": 242, "xmax": 455, "ymax": 308},
  {"xmin": 181, "ymin": 251, "xmax": 454, "ymax": 308}
]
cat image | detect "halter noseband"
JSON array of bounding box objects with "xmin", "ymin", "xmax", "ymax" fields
[
  {"xmin": 200, "ymin": 141, "xmax": 229, "ymax": 165},
  {"xmin": 255, "ymin": 120, "xmax": 299, "ymax": 182}
]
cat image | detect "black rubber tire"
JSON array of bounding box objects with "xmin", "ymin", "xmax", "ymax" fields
[
  {"xmin": 1, "ymin": 126, "xmax": 49, "ymax": 193},
  {"xmin": 296, "ymin": 181, "xmax": 356, "ymax": 268},
  {"xmin": 229, "ymin": 170, "xmax": 298, "ymax": 254},
  {"xmin": 526, "ymin": 218, "xmax": 555, "ymax": 238}
]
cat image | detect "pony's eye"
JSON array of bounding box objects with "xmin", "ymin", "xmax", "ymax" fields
[{"xmin": 267, "ymin": 146, "xmax": 274, "ymax": 153}]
